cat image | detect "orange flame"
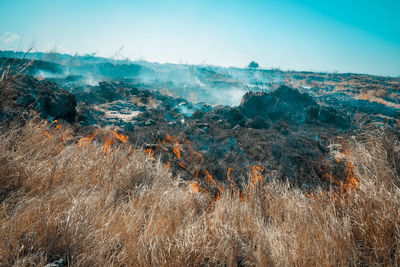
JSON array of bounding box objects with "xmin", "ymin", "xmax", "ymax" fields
[
  {"xmin": 227, "ymin": 167, "xmax": 238, "ymax": 190},
  {"xmin": 40, "ymin": 120, "xmax": 72, "ymax": 144},
  {"xmin": 205, "ymin": 170, "xmax": 216, "ymax": 184},
  {"xmin": 204, "ymin": 170, "xmax": 223, "ymax": 200},
  {"xmin": 250, "ymin": 166, "xmax": 264, "ymax": 185},
  {"xmin": 113, "ymin": 129, "xmax": 128, "ymax": 143},
  {"xmin": 173, "ymin": 146, "xmax": 181, "ymax": 160},
  {"xmin": 163, "ymin": 134, "xmax": 173, "ymax": 143},
  {"xmin": 179, "ymin": 162, "xmax": 186, "ymax": 169},
  {"xmin": 214, "ymin": 186, "xmax": 223, "ymax": 201},
  {"xmin": 227, "ymin": 167, "xmax": 233, "ymax": 181},
  {"xmin": 310, "ymin": 143, "xmax": 360, "ymax": 200},
  {"xmin": 192, "ymin": 151, "xmax": 204, "ymax": 162},
  {"xmin": 103, "ymin": 137, "xmax": 114, "ymax": 154},
  {"xmin": 43, "ymin": 130, "xmax": 52, "ymax": 139},
  {"xmin": 77, "ymin": 128, "xmax": 129, "ymax": 153},
  {"xmin": 55, "ymin": 124, "xmax": 62, "ymax": 130},
  {"xmin": 78, "ymin": 129, "xmax": 98, "ymax": 146},
  {"xmin": 61, "ymin": 132, "xmax": 73, "ymax": 142},
  {"xmin": 160, "ymin": 134, "xmax": 270, "ymax": 202},
  {"xmin": 306, "ymin": 166, "xmax": 358, "ymax": 199},
  {"xmin": 342, "ymin": 162, "xmax": 359, "ymax": 193},
  {"xmin": 338, "ymin": 145, "xmax": 360, "ymax": 193},
  {"xmin": 144, "ymin": 148, "xmax": 154, "ymax": 160},
  {"xmin": 189, "ymin": 181, "xmax": 206, "ymax": 193}
]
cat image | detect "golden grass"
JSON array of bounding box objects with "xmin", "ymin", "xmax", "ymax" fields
[{"xmin": 0, "ymin": 120, "xmax": 399, "ymax": 266}]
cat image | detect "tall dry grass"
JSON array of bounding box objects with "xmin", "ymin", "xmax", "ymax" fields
[{"xmin": 0, "ymin": 120, "xmax": 399, "ymax": 266}]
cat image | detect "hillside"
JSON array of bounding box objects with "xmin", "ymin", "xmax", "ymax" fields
[{"xmin": 0, "ymin": 52, "xmax": 399, "ymax": 266}]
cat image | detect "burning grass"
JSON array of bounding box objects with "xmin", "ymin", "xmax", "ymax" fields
[{"xmin": 0, "ymin": 120, "xmax": 399, "ymax": 266}]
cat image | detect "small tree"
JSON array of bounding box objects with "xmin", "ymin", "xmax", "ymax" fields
[{"xmin": 248, "ymin": 61, "xmax": 259, "ymax": 69}]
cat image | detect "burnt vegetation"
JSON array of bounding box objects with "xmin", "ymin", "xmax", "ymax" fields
[{"xmin": 0, "ymin": 52, "xmax": 399, "ymax": 266}]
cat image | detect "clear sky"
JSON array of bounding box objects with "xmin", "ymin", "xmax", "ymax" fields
[{"xmin": 0, "ymin": 0, "xmax": 399, "ymax": 76}]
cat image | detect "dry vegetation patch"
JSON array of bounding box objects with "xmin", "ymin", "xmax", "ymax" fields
[{"xmin": 0, "ymin": 120, "xmax": 399, "ymax": 266}]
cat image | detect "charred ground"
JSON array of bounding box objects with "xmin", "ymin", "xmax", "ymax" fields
[{"xmin": 1, "ymin": 54, "xmax": 399, "ymax": 193}]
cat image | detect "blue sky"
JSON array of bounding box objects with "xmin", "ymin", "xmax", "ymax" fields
[{"xmin": 0, "ymin": 0, "xmax": 399, "ymax": 76}]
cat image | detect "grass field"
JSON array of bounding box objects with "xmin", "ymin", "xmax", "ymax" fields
[{"xmin": 0, "ymin": 120, "xmax": 399, "ymax": 266}]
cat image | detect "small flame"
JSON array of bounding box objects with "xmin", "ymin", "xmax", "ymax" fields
[
  {"xmin": 144, "ymin": 148, "xmax": 154, "ymax": 160},
  {"xmin": 226, "ymin": 167, "xmax": 239, "ymax": 195},
  {"xmin": 205, "ymin": 170, "xmax": 223, "ymax": 200},
  {"xmin": 227, "ymin": 167, "xmax": 233, "ymax": 181},
  {"xmin": 239, "ymin": 191, "xmax": 244, "ymax": 201},
  {"xmin": 43, "ymin": 130, "xmax": 52, "ymax": 139},
  {"xmin": 337, "ymin": 145, "xmax": 360, "ymax": 193},
  {"xmin": 192, "ymin": 151, "xmax": 204, "ymax": 162},
  {"xmin": 78, "ymin": 129, "xmax": 98, "ymax": 146},
  {"xmin": 189, "ymin": 181, "xmax": 206, "ymax": 193},
  {"xmin": 214, "ymin": 186, "xmax": 223, "ymax": 201},
  {"xmin": 103, "ymin": 138, "xmax": 114, "ymax": 154},
  {"xmin": 179, "ymin": 162, "xmax": 186, "ymax": 169},
  {"xmin": 77, "ymin": 128, "xmax": 129, "ymax": 153},
  {"xmin": 113, "ymin": 129, "xmax": 128, "ymax": 143},
  {"xmin": 163, "ymin": 134, "xmax": 173, "ymax": 143},
  {"xmin": 250, "ymin": 166, "xmax": 264, "ymax": 185},
  {"xmin": 342, "ymin": 162, "xmax": 359, "ymax": 193},
  {"xmin": 160, "ymin": 134, "xmax": 269, "ymax": 202},
  {"xmin": 311, "ymin": 144, "xmax": 360, "ymax": 200},
  {"xmin": 205, "ymin": 170, "xmax": 216, "ymax": 184},
  {"xmin": 61, "ymin": 132, "xmax": 73, "ymax": 142},
  {"xmin": 173, "ymin": 146, "xmax": 181, "ymax": 160}
]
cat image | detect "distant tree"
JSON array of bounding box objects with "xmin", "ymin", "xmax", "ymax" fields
[{"xmin": 248, "ymin": 61, "xmax": 259, "ymax": 69}]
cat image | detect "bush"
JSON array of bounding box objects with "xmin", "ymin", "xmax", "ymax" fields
[{"xmin": 247, "ymin": 61, "xmax": 259, "ymax": 69}]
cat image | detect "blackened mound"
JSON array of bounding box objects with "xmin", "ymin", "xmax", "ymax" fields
[
  {"xmin": 238, "ymin": 85, "xmax": 350, "ymax": 129},
  {"xmin": 0, "ymin": 73, "xmax": 77, "ymax": 122}
]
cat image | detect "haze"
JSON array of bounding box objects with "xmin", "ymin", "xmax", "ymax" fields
[{"xmin": 0, "ymin": 0, "xmax": 399, "ymax": 76}]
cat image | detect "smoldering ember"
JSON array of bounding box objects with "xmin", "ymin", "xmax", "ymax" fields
[{"xmin": 0, "ymin": 50, "xmax": 399, "ymax": 266}]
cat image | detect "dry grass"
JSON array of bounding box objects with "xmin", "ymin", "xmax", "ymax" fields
[{"xmin": 0, "ymin": 120, "xmax": 399, "ymax": 266}]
